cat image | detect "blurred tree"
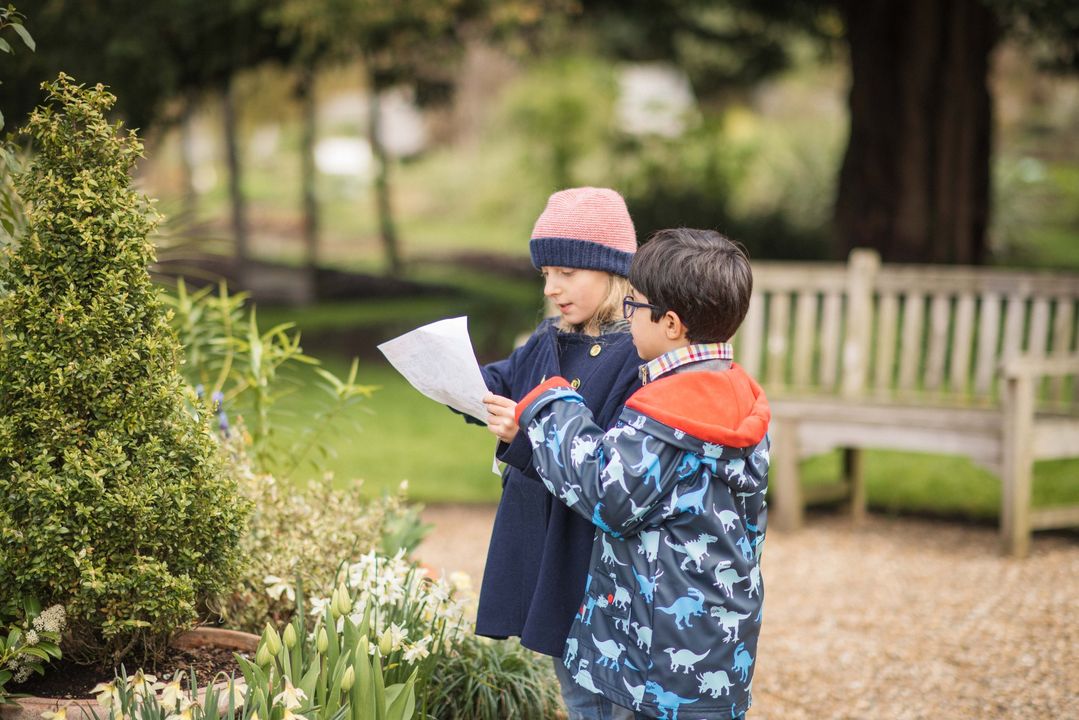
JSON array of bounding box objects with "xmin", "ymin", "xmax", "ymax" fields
[
  {"xmin": 1, "ymin": 0, "xmax": 292, "ymax": 283},
  {"xmin": 275, "ymin": 0, "xmax": 484, "ymax": 276},
  {"xmin": 276, "ymin": 0, "xmax": 564, "ymax": 276},
  {"xmin": 582, "ymin": 0, "xmax": 1079, "ymax": 264}
]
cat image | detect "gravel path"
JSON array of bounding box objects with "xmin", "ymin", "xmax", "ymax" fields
[{"xmin": 418, "ymin": 505, "xmax": 1079, "ymax": 719}]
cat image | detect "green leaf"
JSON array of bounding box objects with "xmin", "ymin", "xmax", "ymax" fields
[
  {"xmin": 0, "ymin": 37, "xmax": 11, "ymax": 53},
  {"xmin": 10, "ymin": 22, "xmax": 34, "ymax": 51},
  {"xmin": 18, "ymin": 646, "xmax": 50, "ymax": 661}
]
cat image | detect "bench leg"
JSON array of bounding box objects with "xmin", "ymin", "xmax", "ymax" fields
[
  {"xmin": 844, "ymin": 447, "xmax": 867, "ymax": 524},
  {"xmin": 1001, "ymin": 374, "xmax": 1035, "ymax": 558},
  {"xmin": 771, "ymin": 418, "xmax": 804, "ymax": 531}
]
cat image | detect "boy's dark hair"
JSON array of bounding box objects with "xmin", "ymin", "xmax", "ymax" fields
[{"xmin": 629, "ymin": 228, "xmax": 753, "ymax": 343}]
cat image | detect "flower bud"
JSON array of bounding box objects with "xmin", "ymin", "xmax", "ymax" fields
[
  {"xmin": 334, "ymin": 585, "xmax": 352, "ymax": 616},
  {"xmin": 262, "ymin": 623, "xmax": 282, "ymax": 656},
  {"xmin": 282, "ymin": 624, "xmax": 297, "ymax": 649},
  {"xmin": 378, "ymin": 629, "xmax": 393, "ymax": 657},
  {"xmin": 255, "ymin": 644, "xmax": 272, "ymax": 667},
  {"xmin": 340, "ymin": 666, "xmax": 355, "ymax": 692},
  {"xmin": 356, "ymin": 635, "xmax": 369, "ymax": 658},
  {"xmin": 317, "ymin": 627, "xmax": 329, "ymax": 654}
]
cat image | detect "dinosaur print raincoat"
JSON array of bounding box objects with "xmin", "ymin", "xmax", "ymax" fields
[{"xmin": 515, "ymin": 365, "xmax": 770, "ymax": 719}]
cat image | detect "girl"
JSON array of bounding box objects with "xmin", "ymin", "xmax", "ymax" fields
[{"xmin": 474, "ymin": 187, "xmax": 642, "ymax": 720}]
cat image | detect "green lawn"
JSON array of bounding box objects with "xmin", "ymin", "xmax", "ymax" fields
[
  {"xmin": 272, "ymin": 360, "xmax": 505, "ymax": 503},
  {"xmin": 270, "ymin": 356, "xmax": 1079, "ymax": 520}
]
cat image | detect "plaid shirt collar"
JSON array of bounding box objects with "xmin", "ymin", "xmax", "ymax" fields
[{"xmin": 639, "ymin": 342, "xmax": 734, "ymax": 384}]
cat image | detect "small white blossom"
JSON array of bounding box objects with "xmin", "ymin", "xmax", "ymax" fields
[
  {"xmin": 128, "ymin": 670, "xmax": 164, "ymax": 697},
  {"xmin": 448, "ymin": 571, "xmax": 472, "ymax": 593},
  {"xmin": 273, "ymin": 679, "xmax": 307, "ymax": 710},
  {"xmin": 159, "ymin": 680, "xmax": 186, "ymax": 710},
  {"xmin": 402, "ymin": 635, "xmax": 432, "ymax": 663},
  {"xmin": 386, "ymin": 623, "xmax": 408, "ymax": 650},
  {"xmin": 24, "ymin": 630, "xmax": 39, "ymax": 646},
  {"xmin": 308, "ymin": 597, "xmax": 331, "ymax": 617},
  {"xmin": 91, "ymin": 682, "xmax": 121, "ymax": 710},
  {"xmin": 264, "ymin": 575, "xmax": 296, "ymax": 602},
  {"xmin": 32, "ymin": 605, "xmax": 66, "ymax": 634}
]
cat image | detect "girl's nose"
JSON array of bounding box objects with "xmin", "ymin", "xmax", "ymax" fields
[{"xmin": 543, "ymin": 278, "xmax": 560, "ymax": 297}]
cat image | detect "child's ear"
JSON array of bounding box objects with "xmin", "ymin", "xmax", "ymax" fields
[{"xmin": 663, "ymin": 311, "xmax": 689, "ymax": 341}]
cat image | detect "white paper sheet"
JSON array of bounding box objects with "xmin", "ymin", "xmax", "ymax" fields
[{"xmin": 377, "ymin": 316, "xmax": 491, "ymax": 424}]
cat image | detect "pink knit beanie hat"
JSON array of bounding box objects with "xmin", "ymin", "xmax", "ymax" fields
[{"xmin": 529, "ymin": 187, "xmax": 637, "ymax": 277}]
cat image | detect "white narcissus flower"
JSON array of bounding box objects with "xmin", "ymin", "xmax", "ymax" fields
[
  {"xmin": 402, "ymin": 636, "xmax": 432, "ymax": 663},
  {"xmin": 159, "ymin": 680, "xmax": 185, "ymax": 709},
  {"xmin": 129, "ymin": 670, "xmax": 164, "ymax": 697},
  {"xmin": 91, "ymin": 681, "xmax": 120, "ymax": 710},
  {"xmin": 449, "ymin": 571, "xmax": 472, "ymax": 593},
  {"xmin": 165, "ymin": 706, "xmax": 194, "ymax": 720},
  {"xmin": 273, "ymin": 679, "xmax": 307, "ymax": 710},
  {"xmin": 386, "ymin": 623, "xmax": 408, "ymax": 650},
  {"xmin": 308, "ymin": 597, "xmax": 332, "ymax": 617},
  {"xmin": 264, "ymin": 575, "xmax": 296, "ymax": 602}
]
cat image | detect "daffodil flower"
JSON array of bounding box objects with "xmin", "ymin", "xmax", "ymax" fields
[
  {"xmin": 159, "ymin": 680, "xmax": 185, "ymax": 709},
  {"xmin": 90, "ymin": 681, "xmax": 120, "ymax": 710},
  {"xmin": 272, "ymin": 679, "xmax": 307, "ymax": 710},
  {"xmin": 40, "ymin": 708, "xmax": 67, "ymax": 720}
]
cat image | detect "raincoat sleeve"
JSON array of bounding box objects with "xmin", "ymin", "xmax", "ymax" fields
[{"xmin": 516, "ymin": 378, "xmax": 692, "ymax": 538}]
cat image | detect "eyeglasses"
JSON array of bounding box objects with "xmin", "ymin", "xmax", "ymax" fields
[{"xmin": 622, "ymin": 295, "xmax": 663, "ymax": 320}]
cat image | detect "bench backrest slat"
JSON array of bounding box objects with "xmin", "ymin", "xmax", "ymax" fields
[
  {"xmin": 1049, "ymin": 298, "xmax": 1075, "ymax": 403},
  {"xmin": 974, "ymin": 292, "xmax": 1003, "ymax": 396},
  {"xmin": 791, "ymin": 291, "xmax": 816, "ymax": 388},
  {"xmin": 874, "ymin": 292, "xmax": 900, "ymax": 392},
  {"xmin": 739, "ymin": 291, "xmax": 765, "ymax": 378},
  {"xmin": 924, "ymin": 293, "xmax": 951, "ymax": 392},
  {"xmin": 897, "ymin": 294, "xmax": 925, "ymax": 392},
  {"xmin": 949, "ymin": 292, "xmax": 977, "ymax": 395},
  {"xmin": 766, "ymin": 292, "xmax": 792, "ymax": 390},
  {"xmin": 819, "ymin": 291, "xmax": 843, "ymax": 391}
]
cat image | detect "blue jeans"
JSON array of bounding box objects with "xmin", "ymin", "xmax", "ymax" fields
[{"xmin": 553, "ymin": 658, "xmax": 636, "ymax": 720}]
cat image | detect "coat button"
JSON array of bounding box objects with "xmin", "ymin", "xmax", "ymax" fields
[
  {"xmin": 590, "ymin": 343, "xmax": 602, "ymax": 357},
  {"xmin": 571, "ymin": 378, "xmax": 581, "ymax": 390}
]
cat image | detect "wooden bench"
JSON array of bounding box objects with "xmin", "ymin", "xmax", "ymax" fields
[{"xmin": 732, "ymin": 249, "xmax": 1079, "ymax": 556}]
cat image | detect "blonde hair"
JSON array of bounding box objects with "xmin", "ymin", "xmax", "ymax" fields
[{"xmin": 555, "ymin": 274, "xmax": 632, "ymax": 336}]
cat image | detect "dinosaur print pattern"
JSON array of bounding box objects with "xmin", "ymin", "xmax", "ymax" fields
[
  {"xmin": 657, "ymin": 587, "xmax": 707, "ymax": 629},
  {"xmin": 645, "ymin": 681, "xmax": 698, "ymax": 720},
  {"xmin": 697, "ymin": 670, "xmax": 733, "ymax": 698},
  {"xmin": 664, "ymin": 647, "xmax": 710, "ymax": 673},
  {"xmin": 665, "ymin": 533, "xmax": 719, "ymax": 573},
  {"xmin": 629, "ymin": 436, "xmax": 664, "ymax": 491},
  {"xmin": 571, "ymin": 433, "xmax": 600, "ymax": 468},
  {"xmin": 601, "ymin": 533, "xmax": 627, "ymax": 566},
  {"xmin": 632, "ymin": 565, "xmax": 664, "ymax": 603},
  {"xmin": 518, "ymin": 380, "xmax": 770, "ymax": 719}
]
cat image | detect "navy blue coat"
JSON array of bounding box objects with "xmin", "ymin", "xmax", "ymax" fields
[{"xmin": 474, "ymin": 318, "xmax": 642, "ymax": 657}]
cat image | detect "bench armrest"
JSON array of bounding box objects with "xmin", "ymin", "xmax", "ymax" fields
[{"xmin": 1001, "ymin": 354, "xmax": 1079, "ymax": 380}]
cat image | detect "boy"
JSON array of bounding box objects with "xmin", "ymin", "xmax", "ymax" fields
[{"xmin": 513, "ymin": 228, "xmax": 770, "ymax": 719}]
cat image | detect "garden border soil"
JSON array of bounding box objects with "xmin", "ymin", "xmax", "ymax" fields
[{"xmin": 1, "ymin": 628, "xmax": 258, "ymax": 720}]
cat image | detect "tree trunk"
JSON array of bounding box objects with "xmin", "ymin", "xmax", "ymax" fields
[
  {"xmin": 834, "ymin": 0, "xmax": 998, "ymax": 264},
  {"xmin": 367, "ymin": 78, "xmax": 402, "ymax": 276},
  {"xmin": 297, "ymin": 63, "xmax": 320, "ymax": 278},
  {"xmin": 222, "ymin": 79, "xmax": 249, "ymax": 286},
  {"xmin": 178, "ymin": 94, "xmax": 199, "ymax": 223}
]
